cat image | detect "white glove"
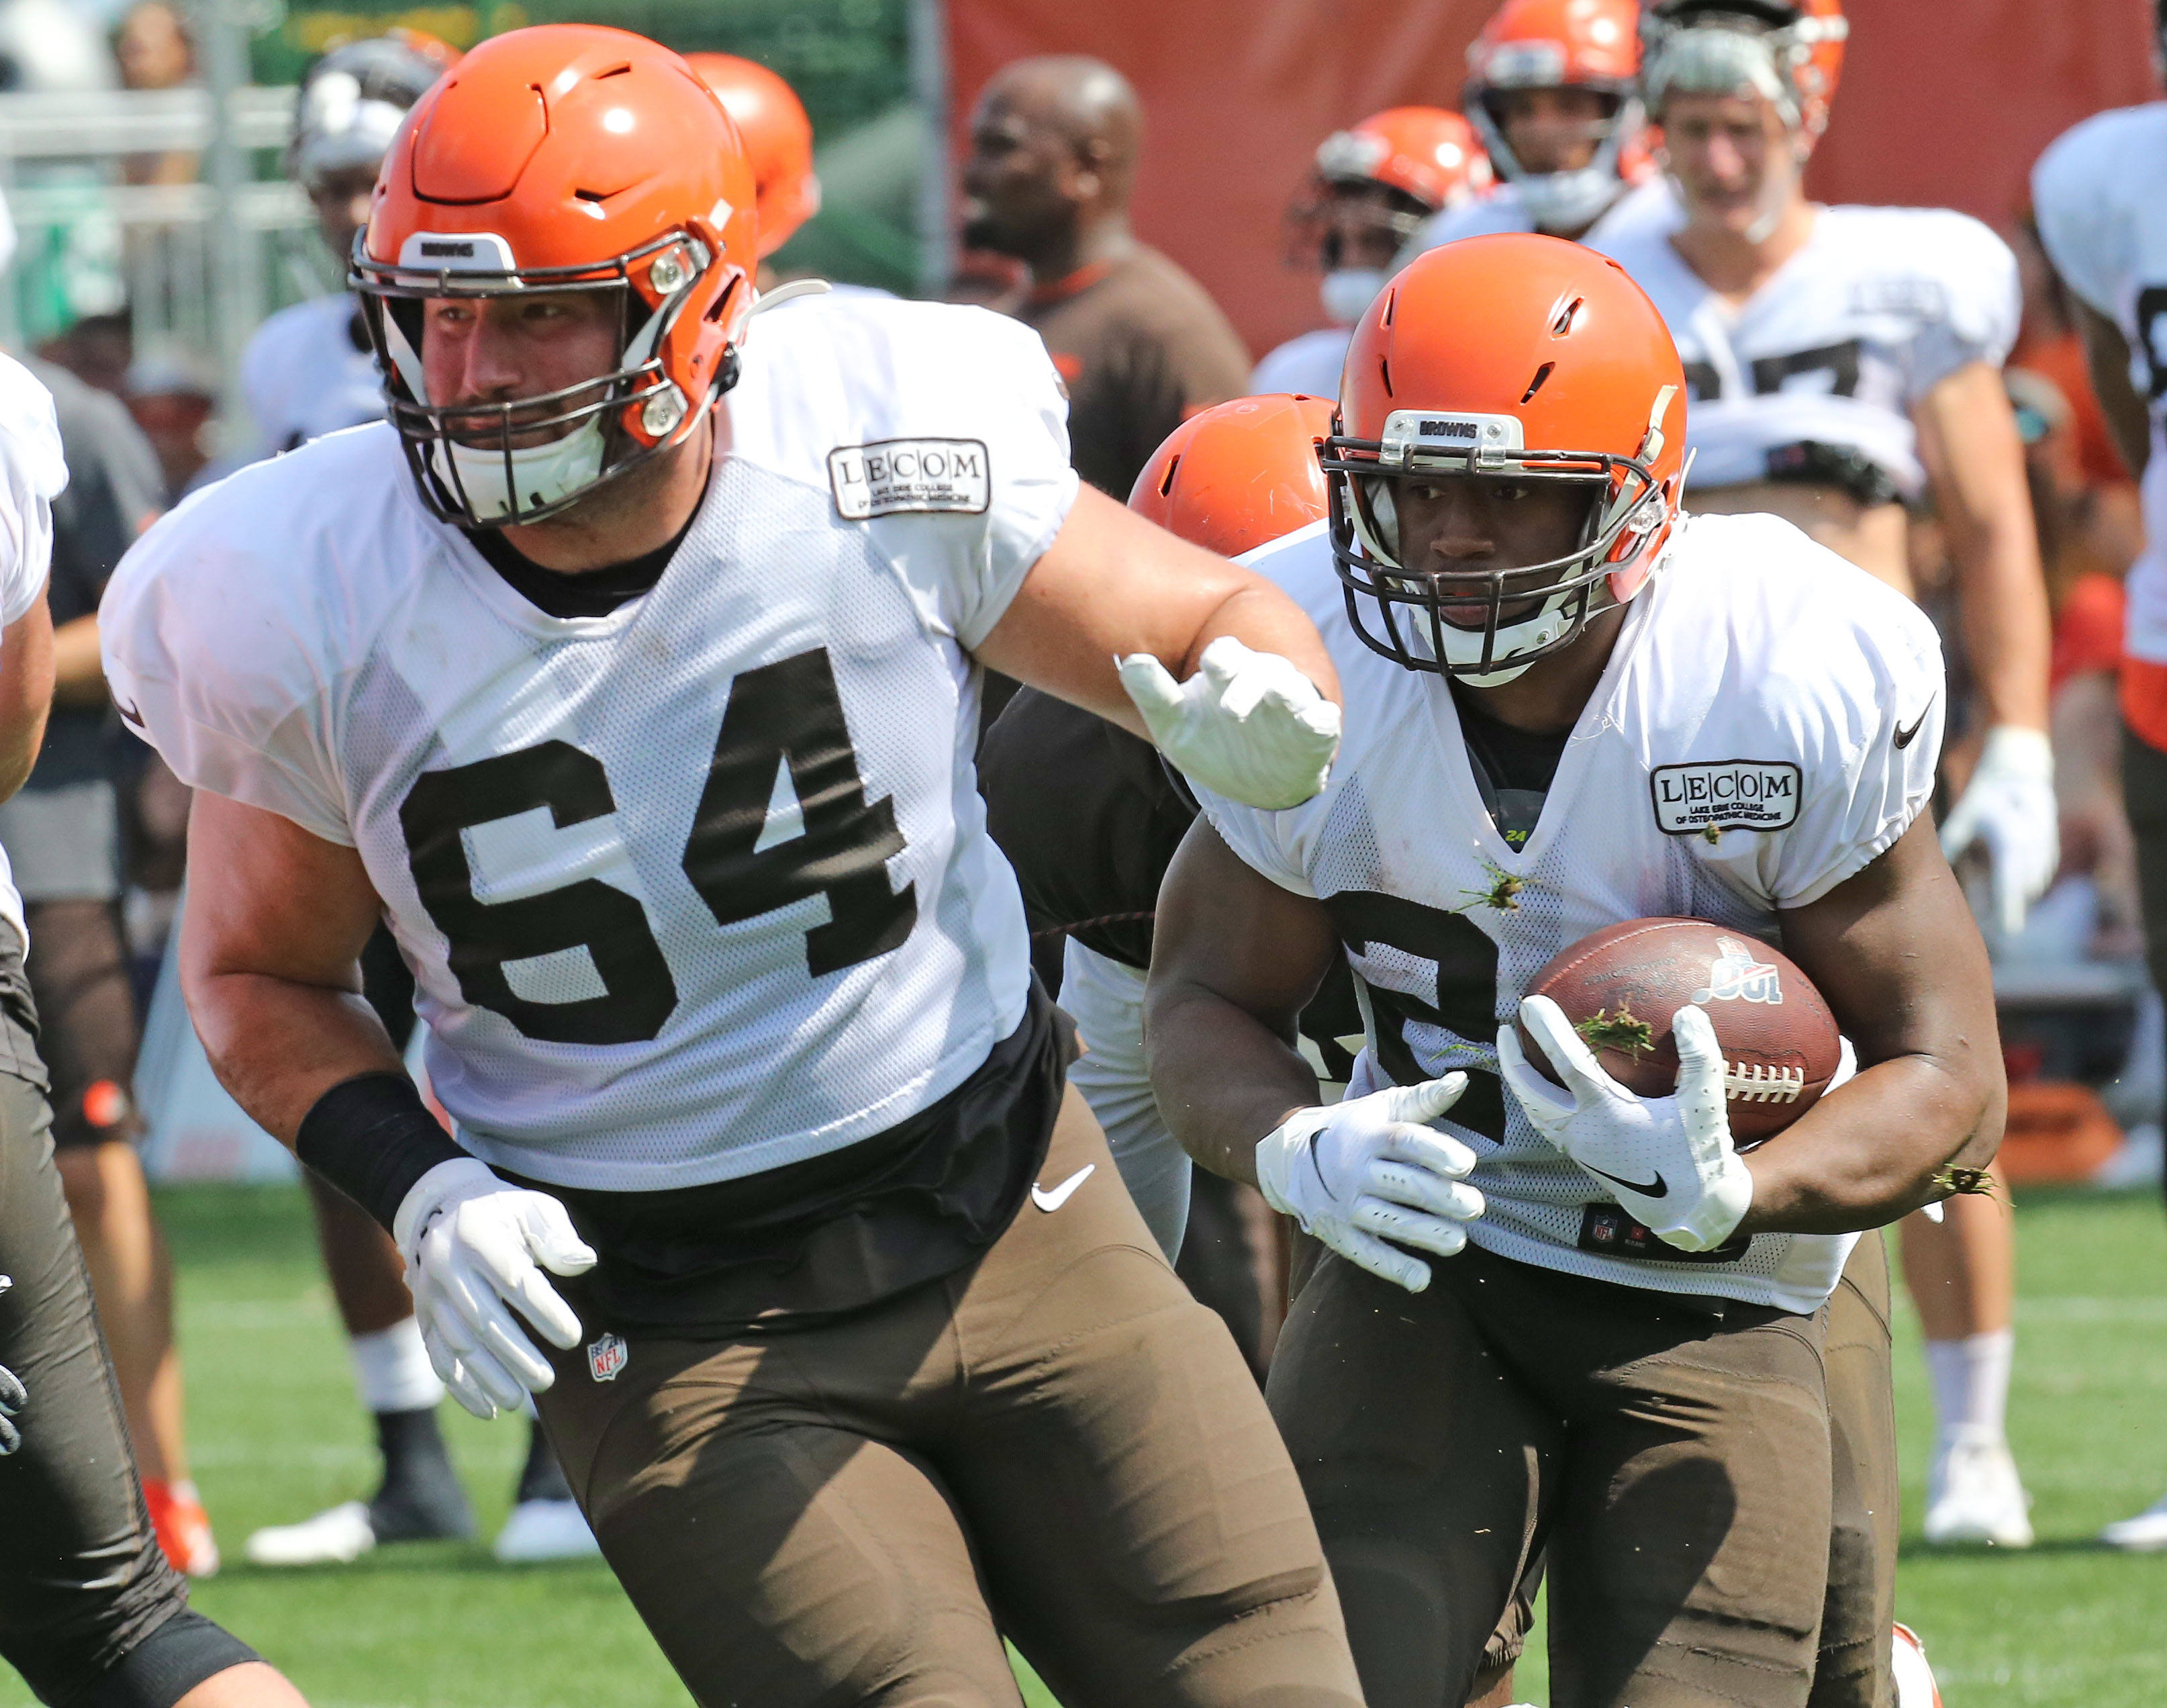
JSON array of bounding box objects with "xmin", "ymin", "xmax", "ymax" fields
[
  {"xmin": 1254, "ymin": 1074, "xmax": 1485, "ymax": 1294},
  {"xmin": 1939, "ymin": 724, "xmax": 2058, "ymax": 937},
  {"xmin": 393, "ymin": 1158, "xmax": 597, "ymax": 1421},
  {"xmin": 1118, "ymin": 635, "xmax": 1341, "ymax": 810},
  {"xmin": 1498, "ymin": 996, "xmax": 1753, "ymax": 1254}
]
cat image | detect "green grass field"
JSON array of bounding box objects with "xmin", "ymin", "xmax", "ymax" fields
[{"xmin": 7, "ymin": 1183, "xmax": 2166, "ymax": 1707}]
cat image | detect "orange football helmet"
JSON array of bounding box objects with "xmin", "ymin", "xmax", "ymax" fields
[
  {"xmin": 1287, "ymin": 107, "xmax": 1490, "ymax": 278},
  {"xmin": 354, "ymin": 25, "xmax": 758, "ymax": 527},
  {"xmin": 1325, "ymin": 234, "xmax": 1687, "ymax": 682},
  {"xmin": 1128, "ymin": 394, "xmax": 1336, "ymax": 558},
  {"xmin": 1641, "ymin": 0, "xmax": 1848, "ymax": 140},
  {"xmin": 1464, "ymin": 0, "xmax": 1646, "ymax": 233},
  {"xmin": 683, "ymin": 53, "xmax": 820, "ymax": 258},
  {"xmin": 1312, "ymin": 108, "xmax": 1492, "ymax": 220}
]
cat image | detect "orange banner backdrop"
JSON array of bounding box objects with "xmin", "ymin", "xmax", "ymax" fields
[{"xmin": 946, "ymin": 0, "xmax": 2160, "ymax": 361}]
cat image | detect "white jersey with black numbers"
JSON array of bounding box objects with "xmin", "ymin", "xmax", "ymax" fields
[
  {"xmin": 0, "ymin": 354, "xmax": 65, "ymax": 945},
  {"xmin": 1592, "ymin": 205, "xmax": 2019, "ymax": 499},
  {"xmin": 2033, "ymin": 102, "xmax": 2167, "ymax": 669},
  {"xmin": 103, "ymin": 294, "xmax": 1077, "ymax": 1193},
  {"xmin": 239, "ymin": 293, "xmax": 386, "ymax": 454},
  {"xmin": 1196, "ymin": 514, "xmax": 1943, "ymax": 1315}
]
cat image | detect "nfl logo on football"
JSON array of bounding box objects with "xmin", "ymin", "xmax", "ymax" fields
[{"xmin": 587, "ymin": 1332, "xmax": 629, "ymax": 1384}]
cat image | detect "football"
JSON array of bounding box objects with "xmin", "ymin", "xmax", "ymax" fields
[{"xmin": 1516, "ymin": 917, "xmax": 1843, "ymax": 1147}]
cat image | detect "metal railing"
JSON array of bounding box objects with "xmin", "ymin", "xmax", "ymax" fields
[{"xmin": 0, "ymin": 85, "xmax": 326, "ymax": 428}]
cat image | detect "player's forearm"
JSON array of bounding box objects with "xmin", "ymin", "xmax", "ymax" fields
[
  {"xmin": 1145, "ymin": 982, "xmax": 1318, "ymax": 1188},
  {"xmin": 1735, "ymin": 1053, "xmax": 2001, "ymax": 1235},
  {"xmin": 1918, "ymin": 367, "xmax": 2051, "ymax": 732},
  {"xmin": 50, "ymin": 614, "xmax": 107, "ymax": 709},
  {"xmin": 183, "ymin": 967, "xmax": 405, "ymax": 1146},
  {"xmin": 1176, "ymin": 581, "xmax": 1343, "ymax": 715},
  {"xmin": 1948, "ymin": 515, "xmax": 2051, "ymax": 732}
]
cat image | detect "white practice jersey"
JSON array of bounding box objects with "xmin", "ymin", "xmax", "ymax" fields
[
  {"xmin": 1251, "ymin": 328, "xmax": 1354, "ymax": 401},
  {"xmin": 1198, "ymin": 514, "xmax": 1942, "ymax": 1314},
  {"xmin": 1402, "ymin": 175, "xmax": 1681, "ymax": 261},
  {"xmin": 2033, "ymin": 103, "xmax": 2167, "ymax": 669},
  {"xmin": 0, "ymin": 356, "xmax": 64, "ymax": 947},
  {"xmin": 240, "ymin": 293, "xmax": 385, "ymax": 454},
  {"xmin": 1594, "ymin": 205, "xmax": 2019, "ymax": 499},
  {"xmin": 105, "ymin": 293, "xmax": 1078, "ymax": 1193}
]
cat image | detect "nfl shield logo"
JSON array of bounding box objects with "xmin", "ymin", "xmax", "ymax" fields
[{"xmin": 587, "ymin": 1331, "xmax": 629, "ymax": 1383}]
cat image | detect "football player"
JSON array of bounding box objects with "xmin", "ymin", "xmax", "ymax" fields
[
  {"xmin": 1147, "ymin": 236, "xmax": 2001, "ymax": 1708},
  {"xmin": 0, "ymin": 353, "xmax": 311, "ymax": 1708},
  {"xmin": 2031, "ymin": 0, "xmax": 2167, "ymax": 1555},
  {"xmin": 1595, "ymin": 0, "xmax": 2052, "ymax": 1549},
  {"xmin": 236, "ymin": 30, "xmax": 599, "ymax": 1570},
  {"xmin": 1253, "ymin": 109, "xmax": 1490, "ymax": 399},
  {"xmin": 1406, "ymin": 0, "xmax": 1666, "ymax": 256},
  {"xmin": 242, "ymin": 32, "xmax": 456, "ymax": 455},
  {"xmin": 105, "ymin": 26, "xmax": 1362, "ymax": 1707}
]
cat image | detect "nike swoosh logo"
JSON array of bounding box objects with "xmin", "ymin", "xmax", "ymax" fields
[
  {"xmin": 1893, "ymin": 700, "xmax": 1934, "ymax": 749},
  {"xmin": 1030, "ymin": 1164, "xmax": 1095, "ymax": 1213},
  {"xmin": 1584, "ymin": 1162, "xmax": 1668, "ymax": 1199},
  {"xmin": 114, "ymin": 696, "xmax": 146, "ymax": 731}
]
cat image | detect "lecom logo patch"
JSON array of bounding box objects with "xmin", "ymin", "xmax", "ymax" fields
[
  {"xmin": 1649, "ymin": 761, "xmax": 1802, "ymax": 835},
  {"xmin": 828, "ymin": 438, "xmax": 990, "ymax": 520}
]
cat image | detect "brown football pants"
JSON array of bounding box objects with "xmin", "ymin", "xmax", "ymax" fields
[
  {"xmin": 532, "ymin": 1089, "xmax": 1362, "ymax": 1708},
  {"xmin": 1271, "ymin": 1238, "xmax": 1835, "ymax": 1708}
]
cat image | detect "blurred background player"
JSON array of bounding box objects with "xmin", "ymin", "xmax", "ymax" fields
[
  {"xmin": 240, "ymin": 32, "xmax": 454, "ymax": 455},
  {"xmin": 961, "ymin": 54, "xmax": 1251, "ymax": 502},
  {"xmin": 1598, "ymin": 0, "xmax": 2052, "ymax": 1551},
  {"xmin": 1252, "ymin": 108, "xmax": 1488, "ymax": 398},
  {"xmin": 0, "ymin": 340, "xmax": 209, "ymax": 1573},
  {"xmin": 232, "ymin": 32, "xmax": 598, "ymax": 1569},
  {"xmin": 2031, "ymin": 0, "xmax": 2167, "ymax": 1552},
  {"xmin": 684, "ymin": 53, "xmax": 821, "ymax": 287},
  {"xmin": 0, "ymin": 348, "xmax": 313, "ymax": 1708},
  {"xmin": 1407, "ymin": 0, "xmax": 1660, "ymax": 256}
]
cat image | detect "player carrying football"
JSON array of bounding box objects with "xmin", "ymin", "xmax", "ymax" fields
[
  {"xmin": 1147, "ymin": 235, "xmax": 2003, "ymax": 1708},
  {"xmin": 104, "ymin": 26, "xmax": 1364, "ymax": 1707}
]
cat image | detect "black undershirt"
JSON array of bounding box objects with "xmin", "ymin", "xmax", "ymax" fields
[
  {"xmin": 464, "ymin": 511, "xmax": 697, "ymax": 618},
  {"xmin": 1448, "ymin": 682, "xmax": 1572, "ymax": 852}
]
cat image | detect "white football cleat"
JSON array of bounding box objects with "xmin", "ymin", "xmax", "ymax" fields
[
  {"xmin": 1923, "ymin": 1428, "xmax": 2034, "ymax": 1548},
  {"xmin": 1891, "ymin": 1622, "xmax": 1943, "ymax": 1707},
  {"xmin": 2100, "ymin": 1490, "xmax": 2167, "ymax": 1551},
  {"xmin": 493, "ymin": 1497, "xmax": 601, "ymax": 1562},
  {"xmin": 244, "ymin": 1500, "xmax": 377, "ymax": 1566}
]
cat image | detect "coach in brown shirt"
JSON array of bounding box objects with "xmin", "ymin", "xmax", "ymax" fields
[{"xmin": 961, "ymin": 56, "xmax": 1253, "ymax": 500}]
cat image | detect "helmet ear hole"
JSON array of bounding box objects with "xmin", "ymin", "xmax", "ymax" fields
[{"xmin": 1521, "ymin": 362, "xmax": 1555, "ymax": 404}]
